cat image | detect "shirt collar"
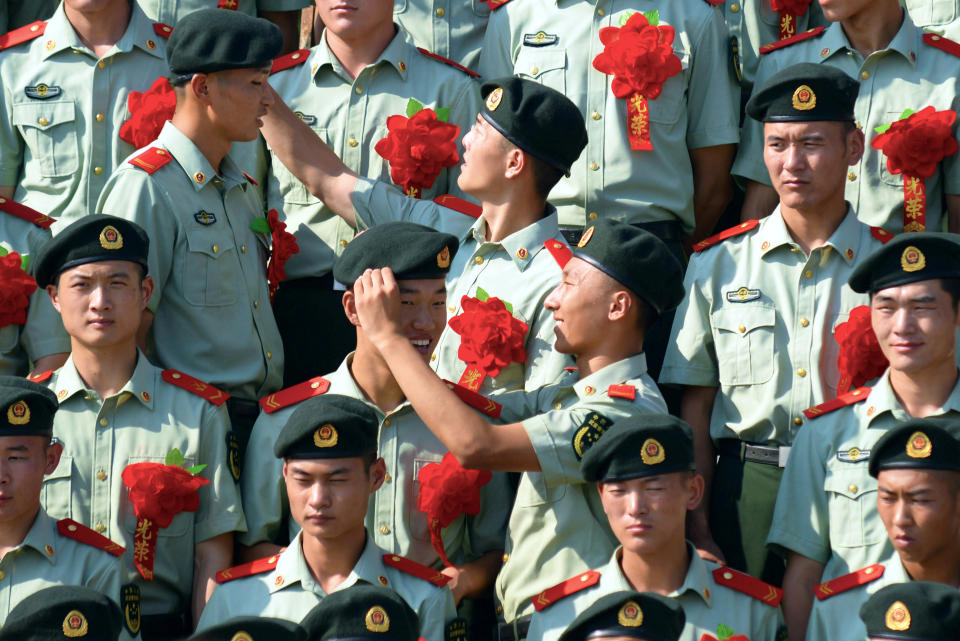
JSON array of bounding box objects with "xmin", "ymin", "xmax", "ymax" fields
[
  {"xmin": 866, "ymin": 369, "xmax": 960, "ymax": 425},
  {"xmin": 54, "ymin": 352, "xmax": 156, "ymax": 409},
  {"xmin": 327, "ymin": 354, "xmax": 413, "ymax": 416},
  {"xmin": 272, "ymin": 531, "xmax": 387, "ymax": 594},
  {"xmin": 43, "ymin": 2, "xmax": 164, "ymax": 61},
  {"xmin": 670, "ymin": 542, "xmax": 714, "ymax": 606},
  {"xmin": 573, "ymin": 353, "xmax": 648, "ymax": 401},
  {"xmin": 819, "ymin": 12, "xmax": 918, "ymax": 67},
  {"xmin": 756, "ymin": 205, "xmax": 861, "ymax": 265},
  {"xmin": 19, "ymin": 511, "xmax": 58, "ymax": 566},
  {"xmin": 157, "ymin": 122, "xmax": 246, "ymax": 193},
  {"xmin": 312, "ymin": 24, "xmax": 413, "ymax": 81},
  {"xmin": 468, "ymin": 206, "xmax": 562, "ymax": 272}
]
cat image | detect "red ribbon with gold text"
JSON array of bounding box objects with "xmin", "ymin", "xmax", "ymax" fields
[
  {"xmin": 770, "ymin": 0, "xmax": 813, "ymax": 40},
  {"xmin": 447, "ymin": 289, "xmax": 528, "ymax": 391}
]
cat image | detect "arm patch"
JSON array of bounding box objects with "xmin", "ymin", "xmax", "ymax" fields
[{"xmin": 572, "ymin": 412, "xmax": 613, "ymax": 460}]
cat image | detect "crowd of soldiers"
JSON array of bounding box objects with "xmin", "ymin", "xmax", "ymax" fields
[{"xmin": 4, "ymin": 0, "xmax": 960, "ymax": 640}]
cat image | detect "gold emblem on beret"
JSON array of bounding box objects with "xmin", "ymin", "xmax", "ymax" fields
[
  {"xmin": 62, "ymin": 610, "xmax": 89, "ymax": 638},
  {"xmin": 486, "ymin": 87, "xmax": 503, "ymax": 112},
  {"xmin": 906, "ymin": 431, "xmax": 932, "ymax": 459},
  {"xmin": 617, "ymin": 601, "xmax": 643, "ymax": 627},
  {"xmin": 437, "ymin": 246, "xmax": 451, "ymax": 269},
  {"xmin": 901, "ymin": 246, "xmax": 926, "ymax": 272},
  {"xmin": 230, "ymin": 633, "xmax": 253, "ymax": 641},
  {"xmin": 314, "ymin": 424, "xmax": 339, "ymax": 448},
  {"xmin": 99, "ymin": 225, "xmax": 123, "ymax": 250},
  {"xmin": 640, "ymin": 438, "xmax": 665, "ymax": 465},
  {"xmin": 885, "ymin": 601, "xmax": 911, "ymax": 631},
  {"xmin": 7, "ymin": 400, "xmax": 29, "ymax": 425},
  {"xmin": 792, "ymin": 84, "xmax": 816, "ymax": 111},
  {"xmin": 365, "ymin": 606, "xmax": 390, "ymax": 633},
  {"xmin": 578, "ymin": 226, "xmax": 595, "ymax": 248}
]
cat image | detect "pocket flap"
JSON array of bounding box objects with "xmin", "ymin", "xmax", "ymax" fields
[
  {"xmin": 515, "ymin": 48, "xmax": 566, "ymax": 79},
  {"xmin": 185, "ymin": 228, "xmax": 235, "ymax": 259},
  {"xmin": 12, "ymin": 100, "xmax": 76, "ymax": 131},
  {"xmin": 711, "ymin": 304, "xmax": 775, "ymax": 335},
  {"xmin": 824, "ymin": 469, "xmax": 876, "ymax": 499}
]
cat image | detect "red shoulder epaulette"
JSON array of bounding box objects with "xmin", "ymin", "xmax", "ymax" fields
[
  {"xmin": 0, "ymin": 21, "xmax": 45, "ymax": 51},
  {"xmin": 57, "ymin": 519, "xmax": 125, "ymax": 557},
  {"xmin": 814, "ymin": 564, "xmax": 884, "ymax": 601},
  {"xmin": 433, "ymin": 195, "xmax": 482, "ymax": 219},
  {"xmin": 215, "ymin": 552, "xmax": 282, "ymax": 583},
  {"xmin": 271, "ymin": 49, "xmax": 310, "ymax": 75},
  {"xmin": 923, "ymin": 32, "xmax": 960, "ymax": 58},
  {"xmin": 759, "ymin": 26, "xmax": 826, "ymax": 55},
  {"xmin": 531, "ymin": 570, "xmax": 601, "ymax": 611},
  {"xmin": 693, "ymin": 219, "xmax": 759, "ymax": 252},
  {"xmin": 442, "ymin": 379, "xmax": 502, "ymax": 419},
  {"xmin": 712, "ymin": 567, "xmax": 783, "ymax": 607},
  {"xmin": 383, "ymin": 554, "xmax": 452, "ymax": 587},
  {"xmin": 28, "ymin": 370, "xmax": 54, "ymax": 383},
  {"xmin": 259, "ymin": 376, "xmax": 331, "ymax": 414},
  {"xmin": 128, "ymin": 147, "xmax": 173, "ymax": 174},
  {"xmin": 484, "ymin": 0, "xmax": 514, "ymax": 9},
  {"xmin": 802, "ymin": 386, "xmax": 870, "ymax": 420},
  {"xmin": 153, "ymin": 23, "xmax": 173, "ymax": 38},
  {"xmin": 416, "ymin": 47, "xmax": 481, "ymax": 78},
  {"xmin": 0, "ymin": 198, "xmax": 54, "ymax": 229},
  {"xmin": 704, "ymin": 0, "xmax": 723, "ymax": 5},
  {"xmin": 607, "ymin": 384, "xmax": 636, "ymax": 401},
  {"xmin": 543, "ymin": 239, "xmax": 572, "ymax": 269},
  {"xmin": 870, "ymin": 226, "xmax": 894, "ymax": 244},
  {"xmin": 161, "ymin": 369, "xmax": 230, "ymax": 406},
  {"xmin": 242, "ymin": 171, "xmax": 259, "ymax": 186}
]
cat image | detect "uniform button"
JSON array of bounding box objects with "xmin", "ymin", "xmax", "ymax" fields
[
  {"xmin": 738, "ymin": 324, "xmax": 746, "ymax": 333},
  {"xmin": 856, "ymin": 121, "xmax": 863, "ymax": 130},
  {"xmin": 45, "ymin": 544, "xmax": 54, "ymax": 556},
  {"xmin": 254, "ymin": 301, "xmax": 259, "ymax": 309},
  {"xmin": 584, "ymin": 385, "xmax": 595, "ymax": 395},
  {"xmin": 554, "ymin": 402, "xmax": 563, "ymax": 410},
  {"xmin": 96, "ymin": 471, "xmax": 107, "ymax": 481},
  {"xmin": 848, "ymin": 484, "xmax": 858, "ymax": 494},
  {"xmin": 212, "ymin": 244, "xmax": 219, "ymax": 254},
  {"xmin": 384, "ymin": 474, "xmax": 392, "ymax": 483},
  {"xmin": 591, "ymin": 111, "xmax": 601, "ymax": 120},
  {"xmin": 99, "ymin": 418, "xmax": 108, "ymax": 427},
  {"xmin": 848, "ymin": 172, "xmax": 857, "ymax": 181},
  {"xmin": 94, "ymin": 166, "xmax": 103, "ymax": 175},
  {"xmin": 0, "ymin": 571, "xmax": 6, "ymax": 580},
  {"xmin": 723, "ymin": 571, "xmax": 733, "ymax": 580},
  {"xmin": 97, "ymin": 60, "xmax": 105, "ymax": 69},
  {"xmin": 474, "ymin": 256, "xmax": 483, "ymax": 264},
  {"xmin": 530, "ymin": 65, "xmax": 539, "ymax": 75},
  {"xmin": 378, "ymin": 575, "xmax": 389, "ymax": 586},
  {"xmin": 730, "ymin": 3, "xmax": 740, "ymax": 11},
  {"xmin": 797, "ymin": 368, "xmax": 806, "ymax": 377},
  {"xmin": 380, "ymin": 525, "xmax": 391, "ymax": 535},
  {"xmin": 449, "ymin": 305, "xmax": 457, "ymax": 313},
  {"xmin": 398, "ymin": 61, "xmax": 406, "ymax": 71},
  {"xmin": 267, "ymin": 351, "xmax": 273, "ymax": 359},
  {"xmin": 436, "ymin": 7, "xmax": 445, "ymax": 16},
  {"xmin": 502, "ymin": 553, "xmax": 509, "ymax": 563},
  {"xmin": 804, "ymin": 270, "xmax": 813, "ymax": 279},
  {"xmin": 382, "ymin": 418, "xmax": 391, "ymax": 428},
  {"xmin": 95, "ymin": 522, "xmax": 106, "ymax": 533},
  {"xmin": 37, "ymin": 117, "xmax": 49, "ymax": 126},
  {"xmin": 589, "ymin": 162, "xmax": 599, "ymax": 171},
  {"xmin": 96, "ymin": 113, "xmax": 104, "ymax": 122},
  {"xmin": 30, "ymin": 24, "xmax": 40, "ymax": 31},
  {"xmin": 495, "ymin": 606, "xmax": 503, "ymax": 615},
  {"xmin": 430, "ymin": 353, "xmax": 437, "ymax": 361},
  {"xmin": 794, "ymin": 416, "xmax": 803, "ymax": 426},
  {"xmin": 241, "ymin": 245, "xmax": 247, "ymax": 254},
  {"xmin": 348, "ymin": 138, "xmax": 359, "ymax": 147},
  {"xmin": 588, "ymin": 212, "xmax": 598, "ymax": 220},
  {"xmin": 597, "ymin": 8, "xmax": 605, "ymax": 15},
  {"xmin": 355, "ymin": 86, "xmax": 363, "ymax": 95},
  {"xmin": 860, "ymin": 71, "xmax": 869, "ymax": 79},
  {"xmin": 800, "ymin": 318, "xmax": 809, "ymax": 327}
]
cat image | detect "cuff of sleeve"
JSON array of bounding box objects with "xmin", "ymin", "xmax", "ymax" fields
[
  {"xmin": 766, "ymin": 529, "xmax": 829, "ymax": 565},
  {"xmin": 28, "ymin": 336, "xmax": 71, "ymax": 360},
  {"xmin": 196, "ymin": 514, "xmax": 247, "ymax": 544},
  {"xmin": 522, "ymin": 415, "xmax": 565, "ymax": 486},
  {"xmin": 687, "ymin": 126, "xmax": 739, "ymax": 150},
  {"xmin": 731, "ymin": 154, "xmax": 772, "ymax": 185},
  {"xmin": 351, "ymin": 177, "xmax": 379, "ymax": 229}
]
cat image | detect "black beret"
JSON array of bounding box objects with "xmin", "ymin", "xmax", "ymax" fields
[
  {"xmin": 859, "ymin": 581, "xmax": 960, "ymax": 640},
  {"xmin": 868, "ymin": 418, "xmax": 960, "ymax": 478},
  {"xmin": 167, "ymin": 9, "xmax": 283, "ymax": 76},
  {"xmin": 746, "ymin": 63, "xmax": 859, "ymax": 123},
  {"xmin": 333, "ymin": 222, "xmax": 460, "ymax": 285},
  {"xmin": 0, "ymin": 375, "xmax": 58, "ymax": 437},
  {"xmin": 581, "ymin": 415, "xmax": 695, "ymax": 483},
  {"xmin": 300, "ymin": 584, "xmax": 420, "ymax": 641},
  {"xmin": 0, "ymin": 585, "xmax": 122, "ymax": 641},
  {"xmin": 187, "ymin": 616, "xmax": 306, "ymax": 641},
  {"xmin": 573, "ymin": 220, "xmax": 685, "ymax": 314},
  {"xmin": 34, "ymin": 215, "xmax": 149, "ymax": 288},
  {"xmin": 848, "ymin": 232, "xmax": 960, "ymax": 294},
  {"xmin": 274, "ymin": 394, "xmax": 379, "ymax": 459},
  {"xmin": 480, "ymin": 77, "xmax": 587, "ymax": 176},
  {"xmin": 558, "ymin": 591, "xmax": 686, "ymax": 641}
]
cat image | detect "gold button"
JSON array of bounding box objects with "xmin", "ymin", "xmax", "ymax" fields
[
  {"xmin": 597, "ymin": 8, "xmax": 605, "ymax": 15},
  {"xmin": 800, "ymin": 318, "xmax": 809, "ymax": 327},
  {"xmin": 254, "ymin": 301, "xmax": 259, "ymax": 309},
  {"xmin": 730, "ymin": 3, "xmax": 740, "ymax": 11},
  {"xmin": 794, "ymin": 417, "xmax": 803, "ymax": 426},
  {"xmin": 848, "ymin": 484, "xmax": 858, "ymax": 494},
  {"xmin": 348, "ymin": 138, "xmax": 359, "ymax": 147},
  {"xmin": 723, "ymin": 571, "xmax": 733, "ymax": 580},
  {"xmin": 267, "ymin": 351, "xmax": 273, "ymax": 359},
  {"xmin": 30, "ymin": 24, "xmax": 39, "ymax": 31},
  {"xmin": 861, "ymin": 71, "xmax": 869, "ymax": 79},
  {"xmin": 383, "ymin": 418, "xmax": 391, "ymax": 428},
  {"xmin": 865, "ymin": 566, "xmax": 874, "ymax": 574},
  {"xmin": 212, "ymin": 244, "xmax": 219, "ymax": 254},
  {"xmin": 584, "ymin": 385, "xmax": 595, "ymax": 395},
  {"xmin": 45, "ymin": 39, "xmax": 55, "ymax": 50},
  {"xmin": 502, "ymin": 553, "xmax": 509, "ymax": 563},
  {"xmin": 804, "ymin": 270, "xmax": 813, "ymax": 279},
  {"xmin": 67, "ymin": 524, "xmax": 77, "ymax": 532},
  {"xmin": 0, "ymin": 571, "xmax": 6, "ymax": 580},
  {"xmin": 495, "ymin": 606, "xmax": 503, "ymax": 615},
  {"xmin": 355, "ymin": 86, "xmax": 363, "ymax": 95},
  {"xmin": 240, "ymin": 245, "xmax": 247, "ymax": 254},
  {"xmin": 554, "ymin": 402, "xmax": 563, "ymax": 410},
  {"xmin": 449, "ymin": 305, "xmax": 456, "ymax": 313},
  {"xmin": 96, "ymin": 471, "xmax": 107, "ymax": 481},
  {"xmin": 797, "ymin": 368, "xmax": 807, "ymax": 377},
  {"xmin": 580, "ymin": 574, "xmax": 590, "ymax": 582},
  {"xmin": 591, "ymin": 111, "xmax": 601, "ymax": 120},
  {"xmin": 384, "ymin": 474, "xmax": 392, "ymax": 482},
  {"xmin": 530, "ymin": 65, "xmax": 539, "ymax": 75},
  {"xmin": 589, "ymin": 162, "xmax": 599, "ymax": 171},
  {"xmin": 848, "ymin": 172, "xmax": 856, "ymax": 181},
  {"xmin": 340, "ymin": 239, "xmax": 349, "ymax": 247},
  {"xmin": 738, "ymin": 324, "xmax": 746, "ymax": 333},
  {"xmin": 398, "ymin": 61, "xmax": 406, "ymax": 71},
  {"xmin": 588, "ymin": 212, "xmax": 598, "ymax": 220},
  {"xmin": 94, "ymin": 166, "xmax": 103, "ymax": 175},
  {"xmin": 99, "ymin": 418, "xmax": 108, "ymax": 427},
  {"xmin": 96, "ymin": 113, "xmax": 104, "ymax": 122},
  {"xmin": 436, "ymin": 7, "xmax": 445, "ymax": 16},
  {"xmin": 95, "ymin": 523, "xmax": 106, "ymax": 533},
  {"xmin": 97, "ymin": 61, "xmax": 105, "ymax": 69},
  {"xmin": 380, "ymin": 525, "xmax": 390, "ymax": 535},
  {"xmin": 474, "ymin": 256, "xmax": 483, "ymax": 265},
  {"xmin": 310, "ymin": 381, "xmax": 322, "ymax": 389},
  {"xmin": 430, "ymin": 353, "xmax": 437, "ymax": 361},
  {"xmin": 146, "ymin": 39, "xmax": 156, "ymax": 50},
  {"xmin": 37, "ymin": 117, "xmax": 48, "ymax": 126},
  {"xmin": 291, "ymin": 52, "xmax": 301, "ymax": 60},
  {"xmin": 856, "ymin": 121, "xmax": 863, "ymax": 130},
  {"xmin": 172, "ymin": 372, "xmax": 182, "ymax": 379}
]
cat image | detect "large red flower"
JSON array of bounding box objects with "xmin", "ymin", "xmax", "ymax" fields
[
  {"xmin": 871, "ymin": 106, "xmax": 959, "ymax": 179},
  {"xmin": 119, "ymin": 77, "xmax": 176, "ymax": 149},
  {"xmin": 375, "ymin": 108, "xmax": 460, "ymax": 196},
  {"xmin": 592, "ymin": 12, "xmax": 682, "ymax": 100},
  {"xmin": 417, "ymin": 453, "xmax": 492, "ymax": 566},
  {"xmin": 834, "ymin": 305, "xmax": 888, "ymax": 394},
  {"xmin": 448, "ymin": 296, "xmax": 528, "ymax": 378},
  {"xmin": 770, "ymin": 0, "xmax": 813, "ymax": 15},
  {"xmin": 122, "ymin": 462, "xmax": 210, "ymax": 529},
  {"xmin": 266, "ymin": 209, "xmax": 299, "ymax": 302},
  {"xmin": 0, "ymin": 252, "xmax": 37, "ymax": 329}
]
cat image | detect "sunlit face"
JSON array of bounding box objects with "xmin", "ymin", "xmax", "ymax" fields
[
  {"xmin": 818, "ymin": 0, "xmax": 875, "ymax": 23},
  {"xmin": 457, "ymin": 115, "xmax": 509, "ymax": 198},
  {"xmin": 877, "ymin": 468, "xmax": 960, "ymax": 566},
  {"xmin": 396, "ymin": 279, "xmax": 447, "ymax": 361},
  {"xmin": 543, "ymin": 257, "xmax": 622, "ymax": 355},
  {"xmin": 204, "ymin": 67, "xmax": 274, "ymax": 142},
  {"xmin": 315, "ymin": 0, "xmax": 394, "ymax": 41},
  {"xmin": 0, "ymin": 436, "xmax": 61, "ymax": 526}
]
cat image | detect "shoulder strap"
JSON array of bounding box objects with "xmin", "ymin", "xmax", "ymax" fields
[
  {"xmin": 0, "ymin": 198, "xmax": 55, "ymax": 229},
  {"xmin": 758, "ymin": 26, "xmax": 826, "ymax": 55},
  {"xmin": 0, "ymin": 21, "xmax": 46, "ymax": 51},
  {"xmin": 543, "ymin": 239, "xmax": 572, "ymax": 269},
  {"xmin": 271, "ymin": 49, "xmax": 310, "ymax": 75},
  {"xmin": 814, "ymin": 564, "xmax": 885, "ymax": 601},
  {"xmin": 57, "ymin": 519, "xmax": 126, "ymax": 557},
  {"xmin": 693, "ymin": 219, "xmax": 759, "ymax": 253},
  {"xmin": 870, "ymin": 227, "xmax": 894, "ymax": 244},
  {"xmin": 607, "ymin": 384, "xmax": 636, "ymax": 401},
  {"xmin": 28, "ymin": 370, "xmax": 54, "ymax": 383},
  {"xmin": 153, "ymin": 23, "xmax": 173, "ymax": 38},
  {"xmin": 161, "ymin": 369, "xmax": 231, "ymax": 406},
  {"xmin": 433, "ymin": 195, "xmax": 482, "ymax": 219},
  {"xmin": 442, "ymin": 380, "xmax": 502, "ymax": 418},
  {"xmin": 416, "ymin": 47, "xmax": 481, "ymax": 78},
  {"xmin": 259, "ymin": 376, "xmax": 331, "ymax": 414},
  {"xmin": 128, "ymin": 147, "xmax": 174, "ymax": 174},
  {"xmin": 382, "ymin": 554, "xmax": 452, "ymax": 587},
  {"xmin": 531, "ymin": 570, "xmax": 601, "ymax": 611},
  {"xmin": 712, "ymin": 567, "xmax": 783, "ymax": 607},
  {"xmin": 215, "ymin": 553, "xmax": 282, "ymax": 583},
  {"xmin": 923, "ymin": 32, "xmax": 960, "ymax": 58},
  {"xmin": 802, "ymin": 386, "xmax": 870, "ymax": 420}
]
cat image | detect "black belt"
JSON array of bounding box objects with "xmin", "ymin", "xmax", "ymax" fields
[
  {"xmin": 226, "ymin": 397, "xmax": 260, "ymax": 419},
  {"xmin": 718, "ymin": 439, "xmax": 792, "ymax": 468},
  {"xmin": 140, "ymin": 611, "xmax": 191, "ymax": 640},
  {"xmin": 498, "ymin": 617, "xmax": 531, "ymax": 641}
]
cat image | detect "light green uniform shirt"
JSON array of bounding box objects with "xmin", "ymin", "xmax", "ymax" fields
[
  {"xmin": 137, "ymin": 0, "xmax": 312, "ymax": 24},
  {"xmin": 733, "ymin": 15, "xmax": 960, "ymax": 234},
  {"xmin": 394, "ymin": 0, "xmax": 490, "ymax": 69},
  {"xmin": 240, "ymin": 354, "xmax": 512, "ymax": 569},
  {"xmin": 353, "ymin": 177, "xmax": 574, "ymax": 394},
  {"xmin": 96, "ymin": 121, "xmax": 284, "ymax": 400},
  {"xmin": 0, "ymin": 3, "xmax": 171, "ymax": 233},
  {"xmin": 767, "ymin": 371, "xmax": 960, "ymax": 581},
  {"xmin": 0, "ymin": 210, "xmax": 69, "ymax": 375},
  {"xmin": 42, "ymin": 354, "xmax": 246, "ymax": 615},
  {"xmin": 476, "ymin": 0, "xmax": 740, "ymax": 231},
  {"xmin": 262, "ymin": 26, "xmax": 480, "ymax": 281},
  {"xmin": 493, "ymin": 354, "xmax": 667, "ymax": 622},
  {"xmin": 902, "ymin": 0, "xmax": 960, "ymax": 37},
  {"xmin": 197, "ymin": 531, "xmax": 458, "ymax": 641},
  {"xmin": 660, "ymin": 208, "xmax": 882, "ymax": 446},
  {"xmin": 526, "ymin": 545, "xmax": 786, "ymax": 641}
]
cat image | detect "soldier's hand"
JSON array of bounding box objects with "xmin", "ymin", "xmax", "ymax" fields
[{"xmin": 354, "ymin": 267, "xmax": 404, "ymax": 347}]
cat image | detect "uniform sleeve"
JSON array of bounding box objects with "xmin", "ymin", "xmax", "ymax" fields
[
  {"xmin": 86, "ymin": 556, "xmax": 138, "ymax": 641},
  {"xmin": 195, "ymin": 402, "xmax": 247, "ymax": 543},
  {"xmin": 352, "ymin": 177, "xmax": 475, "ymax": 236},
  {"xmin": 658, "ymin": 253, "xmax": 720, "ymax": 387},
  {"xmin": 731, "ymin": 57, "xmax": 776, "ymax": 185},
  {"xmin": 463, "ymin": 470, "xmax": 511, "ymax": 557},
  {"xmin": 685, "ymin": 9, "xmax": 740, "ymax": 149},
  {"xmin": 417, "ymin": 587, "xmax": 459, "ymax": 641},
  {"xmin": 477, "ymin": 4, "xmax": 517, "ymax": 79},
  {"xmin": 0, "ymin": 68, "xmax": 23, "ymax": 186},
  {"xmin": 239, "ymin": 410, "xmax": 289, "ymax": 547}
]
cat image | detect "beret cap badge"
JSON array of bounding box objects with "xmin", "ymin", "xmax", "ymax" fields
[
  {"xmin": 230, "ymin": 633, "xmax": 254, "ymax": 641},
  {"xmin": 617, "ymin": 601, "xmax": 643, "ymax": 627},
  {"xmin": 901, "ymin": 246, "xmax": 926, "ymax": 272},
  {"xmin": 906, "ymin": 431, "xmax": 932, "ymax": 459},
  {"xmin": 365, "ymin": 606, "xmax": 390, "ymax": 633},
  {"xmin": 578, "ymin": 226, "xmax": 595, "ymax": 248},
  {"xmin": 7, "ymin": 400, "xmax": 29, "ymax": 426},
  {"xmin": 885, "ymin": 601, "xmax": 911, "ymax": 631},
  {"xmin": 62, "ymin": 610, "xmax": 89, "ymax": 637},
  {"xmin": 792, "ymin": 84, "xmax": 816, "ymax": 111},
  {"xmin": 485, "ymin": 87, "xmax": 503, "ymax": 112},
  {"xmin": 437, "ymin": 246, "xmax": 451, "ymax": 269},
  {"xmin": 640, "ymin": 438, "xmax": 665, "ymax": 465},
  {"xmin": 313, "ymin": 424, "xmax": 338, "ymax": 448},
  {"xmin": 99, "ymin": 226, "xmax": 123, "ymax": 250}
]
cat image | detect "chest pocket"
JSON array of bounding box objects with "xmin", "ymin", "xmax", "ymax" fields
[
  {"xmin": 183, "ymin": 229, "xmax": 238, "ymax": 307},
  {"xmin": 824, "ymin": 465, "xmax": 885, "ymax": 548},
  {"xmin": 515, "ymin": 48, "xmax": 566, "ymax": 95},
  {"xmin": 516, "ymin": 470, "xmax": 566, "ymax": 508},
  {"xmin": 711, "ymin": 304, "xmax": 776, "ymax": 386},
  {"xmin": 41, "ymin": 454, "xmax": 73, "ymax": 518},
  {"xmin": 12, "ymin": 101, "xmax": 79, "ymax": 178},
  {"xmin": 270, "ymin": 127, "xmax": 324, "ymax": 206},
  {"xmin": 909, "ymin": 0, "xmax": 957, "ymax": 26},
  {"xmin": 645, "ymin": 48, "xmax": 688, "ymax": 126},
  {"xmin": 121, "ymin": 456, "xmax": 193, "ymax": 537}
]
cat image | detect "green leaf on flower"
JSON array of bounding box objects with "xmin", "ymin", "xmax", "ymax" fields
[
  {"xmin": 0, "ymin": 246, "xmax": 7, "ymax": 258},
  {"xmin": 435, "ymin": 107, "xmax": 451, "ymax": 123},
  {"xmin": 503, "ymin": 300, "xmax": 513, "ymax": 314},
  {"xmin": 899, "ymin": 108, "xmax": 916, "ymax": 120},
  {"xmin": 874, "ymin": 123, "xmax": 891, "ymax": 134},
  {"xmin": 20, "ymin": 254, "xmax": 29, "ymax": 271},
  {"xmin": 186, "ymin": 464, "xmax": 208, "ymax": 475},
  {"xmin": 643, "ymin": 10, "xmax": 659, "ymax": 25},
  {"xmin": 406, "ymin": 98, "xmax": 424, "ymax": 117},
  {"xmin": 717, "ymin": 624, "xmax": 735, "ymax": 640},
  {"xmin": 618, "ymin": 10, "xmax": 635, "ymax": 26},
  {"xmin": 249, "ymin": 217, "xmax": 271, "ymax": 235},
  {"xmin": 165, "ymin": 448, "xmax": 185, "ymax": 467},
  {"xmin": 475, "ymin": 287, "xmax": 490, "ymax": 302}
]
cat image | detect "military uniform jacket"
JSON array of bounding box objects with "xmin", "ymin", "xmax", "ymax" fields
[
  {"xmin": 96, "ymin": 122, "xmax": 284, "ymax": 400},
  {"xmin": 0, "ymin": 3, "xmax": 171, "ymax": 232},
  {"xmin": 768, "ymin": 372, "xmax": 960, "ymax": 581},
  {"xmin": 137, "ymin": 0, "xmax": 312, "ymax": 26},
  {"xmin": 526, "ymin": 545, "xmax": 785, "ymax": 641},
  {"xmin": 262, "ymin": 25, "xmax": 480, "ymax": 282},
  {"xmin": 491, "ymin": 354, "xmax": 666, "ymax": 622},
  {"xmin": 240, "ymin": 354, "xmax": 512, "ymax": 569},
  {"xmin": 660, "ymin": 208, "xmax": 883, "ymax": 445},
  {"xmin": 42, "ymin": 354, "xmax": 246, "ymax": 615},
  {"xmin": 476, "ymin": 0, "xmax": 740, "ymax": 231},
  {"xmin": 903, "ymin": 0, "xmax": 960, "ymax": 38},
  {"xmin": 353, "ymin": 176, "xmax": 575, "ymax": 394},
  {"xmin": 198, "ymin": 532, "xmax": 457, "ymax": 641},
  {"xmin": 733, "ymin": 14, "xmax": 960, "ymax": 233},
  {"xmin": 394, "ymin": 0, "xmax": 491, "ymax": 69}
]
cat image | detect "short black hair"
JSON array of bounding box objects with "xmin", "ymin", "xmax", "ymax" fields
[{"xmin": 528, "ymin": 154, "xmax": 564, "ymax": 199}]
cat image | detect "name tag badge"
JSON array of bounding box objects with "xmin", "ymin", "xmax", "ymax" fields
[
  {"xmin": 523, "ymin": 31, "xmax": 558, "ymax": 47},
  {"xmin": 194, "ymin": 211, "xmax": 217, "ymax": 225},
  {"xmin": 294, "ymin": 111, "xmax": 317, "ymax": 126},
  {"xmin": 24, "ymin": 83, "xmax": 62, "ymax": 100},
  {"xmin": 837, "ymin": 447, "xmax": 870, "ymax": 463},
  {"xmin": 725, "ymin": 287, "xmax": 760, "ymax": 303}
]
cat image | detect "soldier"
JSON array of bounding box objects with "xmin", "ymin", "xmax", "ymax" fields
[
  {"xmin": 860, "ymin": 582, "xmax": 960, "ymax": 641},
  {"xmin": 33, "ymin": 215, "xmax": 245, "ymax": 641},
  {"xmin": 805, "ymin": 420, "xmax": 960, "ymax": 641},
  {"xmin": 556, "ymin": 592, "xmax": 686, "ymax": 641},
  {"xmin": 0, "ymin": 0, "xmax": 172, "ymax": 231},
  {"xmin": 660, "ymin": 64, "xmax": 889, "ymax": 587},
  {"xmin": 187, "ymin": 617, "xmax": 305, "ymax": 641},
  {"xmin": 198, "ymin": 395, "xmax": 459, "ymax": 641},
  {"xmin": 299, "ymin": 584, "xmax": 421, "ymax": 641},
  {"xmin": 96, "ymin": 10, "xmax": 285, "ymax": 450},
  {"xmin": 527, "ymin": 416, "xmax": 785, "ymax": 641},
  {"xmin": 768, "ymin": 232, "xmax": 960, "ymax": 641},
  {"xmin": 0, "ymin": 585, "xmax": 124, "ymax": 641},
  {"xmin": 350, "ymin": 219, "xmax": 682, "ymax": 634},
  {"xmin": 0, "ymin": 377, "xmax": 135, "ymax": 639},
  {"xmin": 264, "ymin": 0, "xmax": 481, "ymax": 384},
  {"xmin": 734, "ymin": 0, "xmax": 960, "ymax": 232},
  {"xmin": 393, "ymin": 0, "xmax": 490, "ymax": 70}
]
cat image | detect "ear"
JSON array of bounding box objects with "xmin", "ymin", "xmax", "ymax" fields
[
  {"xmin": 504, "ymin": 147, "xmax": 525, "ymax": 180},
  {"xmin": 45, "ymin": 440, "xmax": 63, "ymax": 475},
  {"xmin": 846, "ymin": 126, "xmax": 865, "ymax": 166},
  {"xmin": 46, "ymin": 283, "xmax": 61, "ymax": 313},
  {"xmin": 369, "ymin": 457, "xmax": 387, "ymax": 492},
  {"xmin": 189, "ymin": 73, "xmax": 212, "ymax": 104},
  {"xmin": 342, "ymin": 290, "xmax": 360, "ymax": 327},
  {"xmin": 608, "ymin": 289, "xmax": 632, "ymax": 322},
  {"xmin": 686, "ymin": 473, "xmax": 705, "ymax": 512},
  {"xmin": 140, "ymin": 276, "xmax": 155, "ymax": 310}
]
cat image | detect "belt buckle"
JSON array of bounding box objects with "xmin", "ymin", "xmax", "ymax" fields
[{"xmin": 778, "ymin": 446, "xmax": 792, "ymax": 468}]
